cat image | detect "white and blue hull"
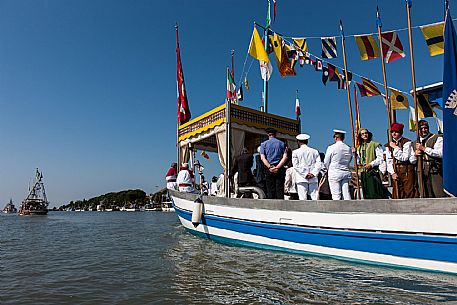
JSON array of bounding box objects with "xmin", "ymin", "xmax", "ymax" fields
[{"xmin": 171, "ymin": 191, "xmax": 457, "ymax": 274}]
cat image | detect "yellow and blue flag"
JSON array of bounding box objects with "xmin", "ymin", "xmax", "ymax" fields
[{"xmin": 443, "ymin": 12, "xmax": 457, "ymax": 196}]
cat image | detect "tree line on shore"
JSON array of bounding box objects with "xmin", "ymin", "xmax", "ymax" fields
[{"xmin": 58, "ymin": 188, "xmax": 168, "ymax": 210}]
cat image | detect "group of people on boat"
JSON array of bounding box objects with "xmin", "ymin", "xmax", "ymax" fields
[{"xmin": 165, "ymin": 119, "xmax": 445, "ymax": 200}]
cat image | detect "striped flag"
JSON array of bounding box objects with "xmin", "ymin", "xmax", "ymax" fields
[
  {"xmin": 295, "ymin": 92, "xmax": 301, "ymax": 117},
  {"xmin": 338, "ymin": 70, "xmax": 352, "ymax": 90},
  {"xmin": 357, "ymin": 77, "xmax": 382, "ymax": 96},
  {"xmin": 354, "ymin": 34, "xmax": 380, "ymax": 60},
  {"xmin": 321, "ymin": 37, "xmax": 337, "ymax": 58},
  {"xmin": 327, "ymin": 63, "xmax": 340, "ymax": 82},
  {"xmin": 420, "ymin": 22, "xmax": 445, "ymax": 56},
  {"xmin": 381, "ymin": 31, "xmax": 406, "ymax": 63},
  {"xmin": 226, "ymin": 68, "xmax": 236, "ymax": 102}
]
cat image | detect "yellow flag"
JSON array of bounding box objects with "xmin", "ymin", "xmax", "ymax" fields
[
  {"xmin": 390, "ymin": 88, "xmax": 409, "ymax": 110},
  {"xmin": 248, "ymin": 27, "xmax": 269, "ymax": 62},
  {"xmin": 293, "ymin": 38, "xmax": 308, "ymax": 52},
  {"xmin": 409, "ymin": 106, "xmax": 416, "ymax": 131},
  {"xmin": 270, "ymin": 33, "xmax": 283, "ymax": 66},
  {"xmin": 354, "ymin": 34, "xmax": 380, "ymax": 60},
  {"xmin": 420, "ymin": 22, "xmax": 444, "ymax": 56}
]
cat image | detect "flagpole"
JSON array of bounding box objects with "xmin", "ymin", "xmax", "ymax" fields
[
  {"xmin": 225, "ymin": 67, "xmax": 232, "ymax": 198},
  {"xmin": 353, "ymin": 85, "xmax": 361, "ymax": 143},
  {"xmin": 376, "ymin": 7, "xmax": 394, "ymax": 126},
  {"xmin": 405, "ymin": 1, "xmax": 425, "ymax": 198},
  {"xmin": 263, "ymin": 0, "xmax": 271, "ymax": 113},
  {"xmin": 377, "ymin": 6, "xmax": 399, "ymax": 199},
  {"xmin": 340, "ymin": 20, "xmax": 361, "ymax": 199},
  {"xmin": 175, "ymin": 22, "xmax": 181, "ymax": 168},
  {"xmin": 296, "ymin": 89, "xmax": 301, "ymax": 133}
]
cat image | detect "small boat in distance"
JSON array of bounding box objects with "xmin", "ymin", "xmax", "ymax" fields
[
  {"xmin": 19, "ymin": 169, "xmax": 49, "ymax": 216},
  {"xmin": 2, "ymin": 199, "xmax": 17, "ymax": 214}
]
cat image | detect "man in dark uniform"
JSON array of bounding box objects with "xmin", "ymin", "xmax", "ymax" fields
[
  {"xmin": 260, "ymin": 128, "xmax": 288, "ymax": 199},
  {"xmin": 231, "ymin": 147, "xmax": 254, "ymax": 188},
  {"xmin": 414, "ymin": 120, "xmax": 447, "ymax": 198}
]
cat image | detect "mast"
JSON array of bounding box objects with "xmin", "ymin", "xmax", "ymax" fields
[
  {"xmin": 377, "ymin": 7, "xmax": 399, "ymax": 199},
  {"xmin": 225, "ymin": 67, "xmax": 232, "ymax": 197},
  {"xmin": 175, "ymin": 23, "xmax": 181, "ymax": 167},
  {"xmin": 405, "ymin": 0, "xmax": 425, "ymax": 197},
  {"xmin": 262, "ymin": 0, "xmax": 271, "ymax": 112},
  {"xmin": 340, "ymin": 20, "xmax": 361, "ymax": 199}
]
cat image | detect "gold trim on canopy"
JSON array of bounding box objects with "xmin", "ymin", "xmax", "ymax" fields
[{"xmin": 178, "ymin": 103, "xmax": 299, "ymax": 142}]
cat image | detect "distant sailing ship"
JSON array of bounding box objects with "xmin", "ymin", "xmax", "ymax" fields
[
  {"xmin": 2, "ymin": 199, "xmax": 17, "ymax": 214},
  {"xmin": 19, "ymin": 169, "xmax": 49, "ymax": 216}
]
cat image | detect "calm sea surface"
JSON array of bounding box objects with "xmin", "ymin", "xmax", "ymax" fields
[{"xmin": 1, "ymin": 211, "xmax": 457, "ymax": 305}]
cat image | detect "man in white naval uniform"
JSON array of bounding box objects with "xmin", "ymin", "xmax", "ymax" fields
[
  {"xmin": 324, "ymin": 129, "xmax": 353, "ymax": 200},
  {"xmin": 292, "ymin": 133, "xmax": 322, "ymax": 200},
  {"xmin": 176, "ymin": 163, "xmax": 196, "ymax": 193}
]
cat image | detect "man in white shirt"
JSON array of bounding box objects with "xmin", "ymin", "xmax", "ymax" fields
[
  {"xmin": 292, "ymin": 133, "xmax": 321, "ymax": 200},
  {"xmin": 324, "ymin": 129, "xmax": 353, "ymax": 200},
  {"xmin": 414, "ymin": 120, "xmax": 446, "ymax": 197},
  {"xmin": 386, "ymin": 123, "xmax": 418, "ymax": 199},
  {"xmin": 176, "ymin": 163, "xmax": 196, "ymax": 193}
]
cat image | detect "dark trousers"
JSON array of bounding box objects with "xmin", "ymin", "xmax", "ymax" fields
[{"xmin": 265, "ymin": 167, "xmax": 286, "ymax": 199}]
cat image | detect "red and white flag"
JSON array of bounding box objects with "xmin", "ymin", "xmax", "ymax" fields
[
  {"xmin": 295, "ymin": 94, "xmax": 301, "ymax": 117},
  {"xmin": 380, "ymin": 31, "xmax": 406, "ymax": 63},
  {"xmin": 226, "ymin": 68, "xmax": 237, "ymax": 102},
  {"xmin": 176, "ymin": 28, "xmax": 191, "ymax": 124}
]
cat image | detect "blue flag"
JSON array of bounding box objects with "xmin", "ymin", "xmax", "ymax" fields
[{"xmin": 443, "ymin": 12, "xmax": 457, "ymax": 196}]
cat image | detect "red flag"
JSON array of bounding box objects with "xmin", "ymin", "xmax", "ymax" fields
[
  {"xmin": 295, "ymin": 95, "xmax": 301, "ymax": 117},
  {"xmin": 273, "ymin": 0, "xmax": 277, "ymax": 22},
  {"xmin": 380, "ymin": 31, "xmax": 406, "ymax": 63},
  {"xmin": 176, "ymin": 27, "xmax": 191, "ymax": 125}
]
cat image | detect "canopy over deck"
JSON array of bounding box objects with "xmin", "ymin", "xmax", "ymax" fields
[{"xmin": 178, "ymin": 103, "xmax": 300, "ymax": 169}]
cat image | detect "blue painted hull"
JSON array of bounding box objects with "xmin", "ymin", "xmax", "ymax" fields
[{"xmin": 174, "ymin": 203, "xmax": 457, "ymax": 274}]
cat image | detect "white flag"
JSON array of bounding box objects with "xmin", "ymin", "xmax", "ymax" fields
[{"xmin": 260, "ymin": 60, "xmax": 273, "ymax": 81}]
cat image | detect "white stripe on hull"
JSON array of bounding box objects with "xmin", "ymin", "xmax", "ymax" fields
[
  {"xmin": 177, "ymin": 215, "xmax": 457, "ymax": 274},
  {"xmin": 173, "ymin": 196, "xmax": 457, "ymax": 235}
]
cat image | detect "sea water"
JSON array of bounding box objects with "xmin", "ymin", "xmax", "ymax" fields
[{"xmin": 1, "ymin": 212, "xmax": 457, "ymax": 304}]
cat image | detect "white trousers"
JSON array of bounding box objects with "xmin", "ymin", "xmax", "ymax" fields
[
  {"xmin": 167, "ymin": 182, "xmax": 177, "ymax": 190},
  {"xmin": 328, "ymin": 177, "xmax": 351, "ymax": 200},
  {"xmin": 296, "ymin": 182, "xmax": 318, "ymax": 200}
]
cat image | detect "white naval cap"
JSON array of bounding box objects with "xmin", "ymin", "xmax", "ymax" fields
[
  {"xmin": 182, "ymin": 162, "xmax": 189, "ymax": 168},
  {"xmin": 333, "ymin": 129, "xmax": 347, "ymax": 134},
  {"xmin": 296, "ymin": 133, "xmax": 310, "ymax": 141}
]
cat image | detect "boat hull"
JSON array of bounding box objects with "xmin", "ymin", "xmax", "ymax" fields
[
  {"xmin": 19, "ymin": 209, "xmax": 48, "ymax": 216},
  {"xmin": 170, "ymin": 190, "xmax": 457, "ymax": 274}
]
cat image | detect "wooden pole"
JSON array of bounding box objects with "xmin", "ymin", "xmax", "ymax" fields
[
  {"xmin": 262, "ymin": 1, "xmax": 271, "ymax": 113},
  {"xmin": 225, "ymin": 67, "xmax": 232, "ymax": 198},
  {"xmin": 376, "ymin": 7, "xmax": 399, "ymax": 199},
  {"xmin": 175, "ymin": 23, "xmax": 180, "ymax": 168},
  {"xmin": 340, "ymin": 20, "xmax": 361, "ymax": 199},
  {"xmin": 406, "ymin": 2, "xmax": 425, "ymax": 198}
]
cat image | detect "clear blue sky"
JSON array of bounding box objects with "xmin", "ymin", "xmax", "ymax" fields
[{"xmin": 0, "ymin": 0, "xmax": 451, "ymax": 207}]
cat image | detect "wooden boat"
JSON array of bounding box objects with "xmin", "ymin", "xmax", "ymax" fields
[
  {"xmin": 2, "ymin": 199, "xmax": 17, "ymax": 214},
  {"xmin": 19, "ymin": 169, "xmax": 49, "ymax": 216},
  {"xmin": 171, "ymin": 190, "xmax": 457, "ymax": 274},
  {"xmin": 171, "ymin": 102, "xmax": 457, "ymax": 274}
]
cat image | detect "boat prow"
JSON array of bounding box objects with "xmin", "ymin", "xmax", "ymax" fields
[{"xmin": 170, "ymin": 190, "xmax": 457, "ymax": 274}]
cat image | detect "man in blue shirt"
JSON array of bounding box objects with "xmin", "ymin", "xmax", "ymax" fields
[{"xmin": 260, "ymin": 128, "xmax": 288, "ymax": 199}]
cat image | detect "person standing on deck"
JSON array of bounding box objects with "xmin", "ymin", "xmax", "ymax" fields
[
  {"xmin": 413, "ymin": 120, "xmax": 447, "ymax": 198},
  {"xmin": 176, "ymin": 163, "xmax": 196, "ymax": 193},
  {"xmin": 260, "ymin": 128, "xmax": 288, "ymax": 199},
  {"xmin": 386, "ymin": 123, "xmax": 418, "ymax": 199},
  {"xmin": 292, "ymin": 134, "xmax": 322, "ymax": 200},
  {"xmin": 230, "ymin": 147, "xmax": 254, "ymax": 188},
  {"xmin": 324, "ymin": 130, "xmax": 353, "ymax": 200},
  {"xmin": 165, "ymin": 162, "xmax": 178, "ymax": 190},
  {"xmin": 355, "ymin": 128, "xmax": 387, "ymax": 199}
]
